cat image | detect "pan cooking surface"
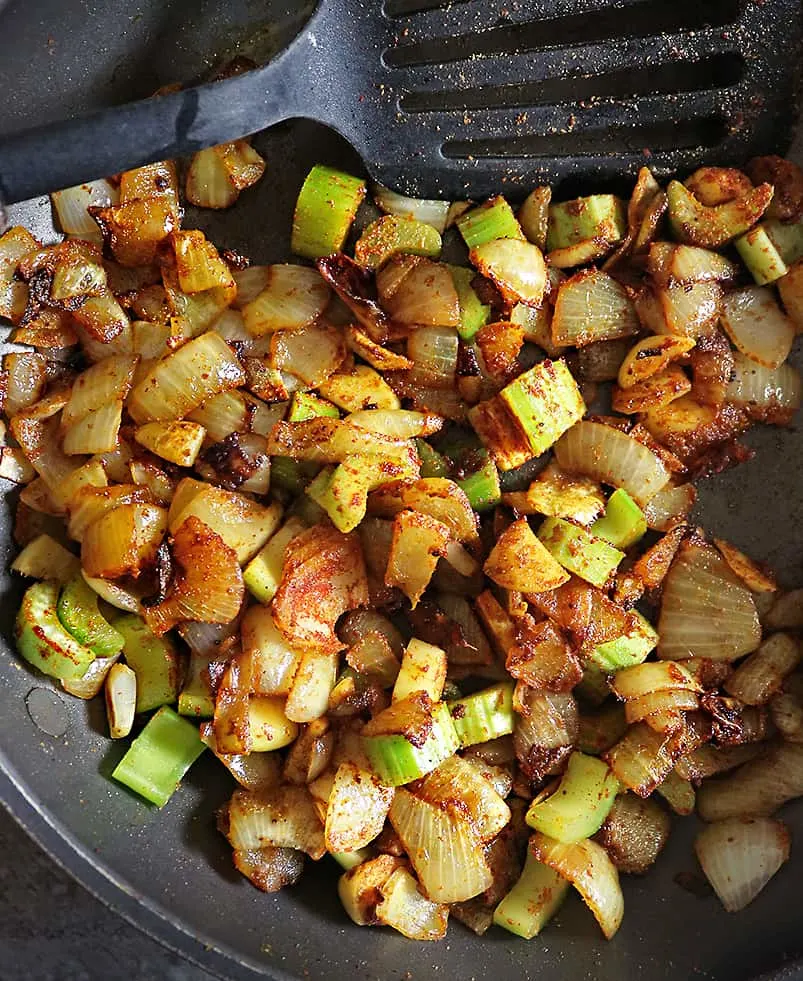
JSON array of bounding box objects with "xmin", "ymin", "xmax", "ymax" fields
[{"xmin": 0, "ymin": 1, "xmax": 802, "ymax": 979}]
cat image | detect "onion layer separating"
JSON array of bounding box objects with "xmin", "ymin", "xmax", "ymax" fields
[
  {"xmin": 695, "ymin": 817, "xmax": 790, "ymax": 912},
  {"xmin": 658, "ymin": 540, "xmax": 761, "ymax": 662}
]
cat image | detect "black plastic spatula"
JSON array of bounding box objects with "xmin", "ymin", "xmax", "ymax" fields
[{"xmin": 0, "ymin": 0, "xmax": 799, "ymax": 205}]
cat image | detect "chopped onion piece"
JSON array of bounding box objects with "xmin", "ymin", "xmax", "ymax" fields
[
  {"xmin": 128, "ymin": 331, "xmax": 245, "ymax": 423},
  {"xmin": 721, "ymin": 287, "xmax": 795, "ymax": 370},
  {"xmin": 469, "ymin": 238, "xmax": 547, "ymax": 306},
  {"xmin": 530, "ymin": 832, "xmax": 624, "ymax": 940},
  {"xmin": 242, "ymin": 265, "xmax": 331, "ymax": 336},
  {"xmin": 375, "ymin": 866, "xmax": 449, "ymax": 941},
  {"xmin": 376, "ymin": 255, "xmax": 460, "ymax": 328},
  {"xmin": 643, "ymin": 482, "xmax": 696, "ymax": 531},
  {"xmin": 695, "ymin": 818, "xmax": 790, "ymax": 912},
  {"xmin": 270, "ymin": 323, "xmax": 346, "ymax": 387},
  {"xmin": 226, "ymin": 785, "xmax": 325, "ymax": 859},
  {"xmin": 726, "ymin": 352, "xmax": 802, "ymax": 424},
  {"xmin": 51, "ymin": 179, "xmax": 118, "ymax": 238},
  {"xmin": 658, "ymin": 540, "xmax": 761, "ymax": 662},
  {"xmin": 388, "ymin": 786, "xmax": 492, "ymax": 904},
  {"xmin": 407, "ymin": 326, "xmax": 459, "ymax": 389},
  {"xmin": 144, "ymin": 515, "xmax": 244, "ymax": 635},
  {"xmin": 272, "ymin": 524, "xmax": 369, "ymax": 655},
  {"xmin": 554, "ymin": 421, "xmax": 671, "ymax": 507},
  {"xmin": 373, "ymin": 184, "xmax": 450, "ymax": 234},
  {"xmin": 552, "ymin": 269, "xmax": 639, "ymax": 347}
]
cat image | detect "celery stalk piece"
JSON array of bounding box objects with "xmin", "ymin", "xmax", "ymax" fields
[
  {"xmin": 177, "ymin": 652, "xmax": 215, "ymax": 718},
  {"xmin": 456, "ymin": 196, "xmax": 525, "ymax": 249},
  {"xmin": 114, "ymin": 614, "xmax": 180, "ymax": 713},
  {"xmin": 526, "ymin": 751, "xmax": 619, "ymax": 842},
  {"xmin": 354, "ymin": 215, "xmax": 442, "ymax": 270},
  {"xmin": 499, "ymin": 359, "xmax": 585, "ymax": 458},
  {"xmin": 455, "ymin": 450, "xmax": 501, "ymax": 512},
  {"xmin": 57, "ymin": 575, "xmax": 125, "ymax": 657},
  {"xmin": 546, "ymin": 194, "xmax": 627, "ymax": 251},
  {"xmin": 415, "ymin": 439, "xmax": 449, "ymax": 478},
  {"xmin": 363, "ymin": 699, "xmax": 459, "ymax": 786},
  {"xmin": 287, "ymin": 391, "xmax": 340, "ymax": 422},
  {"xmin": 575, "ymin": 664, "xmax": 612, "ymax": 706},
  {"xmin": 449, "ymin": 265, "xmax": 490, "ymax": 340},
  {"xmin": 269, "ymin": 456, "xmax": 308, "ymax": 496},
  {"xmin": 15, "ymin": 580, "xmax": 97, "ymax": 681},
  {"xmin": 493, "ymin": 848, "xmax": 570, "ymax": 939},
  {"xmin": 291, "ymin": 165, "xmax": 367, "ymax": 260},
  {"xmin": 735, "ymin": 225, "xmax": 789, "ymax": 286},
  {"xmin": 591, "ymin": 489, "xmax": 647, "ymax": 549},
  {"xmin": 589, "ymin": 611, "xmax": 659, "ymax": 672},
  {"xmin": 447, "ymin": 681, "xmax": 515, "ymax": 748},
  {"xmin": 112, "ymin": 706, "xmax": 205, "ymax": 807},
  {"xmin": 308, "ymin": 451, "xmax": 417, "ymax": 533},
  {"xmin": 538, "ymin": 517, "xmax": 625, "ymax": 588},
  {"xmin": 242, "ymin": 516, "xmax": 306, "ymax": 604}
]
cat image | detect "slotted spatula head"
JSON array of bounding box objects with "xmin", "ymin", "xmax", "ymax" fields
[
  {"xmin": 0, "ymin": 0, "xmax": 799, "ymax": 204},
  {"xmin": 353, "ymin": 0, "xmax": 802, "ymax": 198}
]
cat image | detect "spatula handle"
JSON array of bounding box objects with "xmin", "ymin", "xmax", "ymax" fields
[{"xmin": 0, "ymin": 46, "xmax": 306, "ymax": 205}]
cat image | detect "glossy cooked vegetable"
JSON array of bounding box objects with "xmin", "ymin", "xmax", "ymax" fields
[{"xmin": 2, "ymin": 152, "xmax": 803, "ymax": 944}]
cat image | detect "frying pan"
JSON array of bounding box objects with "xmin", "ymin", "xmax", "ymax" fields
[{"xmin": 0, "ymin": 1, "xmax": 802, "ymax": 979}]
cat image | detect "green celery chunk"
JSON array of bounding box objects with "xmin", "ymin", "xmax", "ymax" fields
[
  {"xmin": 736, "ymin": 219, "xmax": 803, "ymax": 286},
  {"xmin": 538, "ymin": 517, "xmax": 624, "ymax": 588},
  {"xmin": 456, "ymin": 196, "xmax": 524, "ymax": 249},
  {"xmin": 499, "ymin": 359, "xmax": 585, "ymax": 458},
  {"xmin": 177, "ymin": 652, "xmax": 215, "ymax": 719},
  {"xmin": 546, "ymin": 194, "xmax": 626, "ymax": 251},
  {"xmin": 114, "ymin": 614, "xmax": 180, "ymax": 713},
  {"xmin": 269, "ymin": 456, "xmax": 308, "ymax": 496},
  {"xmin": 243, "ymin": 517, "xmax": 306, "ymax": 604},
  {"xmin": 447, "ymin": 681, "xmax": 514, "ymax": 748},
  {"xmin": 287, "ymin": 391, "xmax": 340, "ymax": 422},
  {"xmin": 575, "ymin": 663, "xmax": 612, "ymax": 706},
  {"xmin": 308, "ymin": 451, "xmax": 417, "ymax": 533},
  {"xmin": 591, "ymin": 489, "xmax": 647, "ymax": 549},
  {"xmin": 455, "ymin": 451, "xmax": 501, "ymax": 512},
  {"xmin": 355, "ymin": 215, "xmax": 442, "ymax": 269},
  {"xmin": 57, "ymin": 576, "xmax": 125, "ymax": 658},
  {"xmin": 363, "ymin": 698, "xmax": 459, "ymax": 786},
  {"xmin": 493, "ymin": 847, "xmax": 570, "ymax": 939},
  {"xmin": 526, "ymin": 751, "xmax": 619, "ymax": 842},
  {"xmin": 449, "ymin": 265, "xmax": 490, "ymax": 340},
  {"xmin": 291, "ymin": 165, "xmax": 367, "ymax": 260},
  {"xmin": 736, "ymin": 226, "xmax": 788, "ymax": 285},
  {"xmin": 15, "ymin": 580, "xmax": 96, "ymax": 681},
  {"xmin": 415, "ymin": 439, "xmax": 449, "ymax": 478},
  {"xmin": 112, "ymin": 706, "xmax": 205, "ymax": 807},
  {"xmin": 589, "ymin": 611, "xmax": 659, "ymax": 672}
]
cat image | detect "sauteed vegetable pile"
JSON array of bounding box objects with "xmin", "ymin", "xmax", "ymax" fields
[{"xmin": 2, "ymin": 141, "xmax": 803, "ymax": 942}]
